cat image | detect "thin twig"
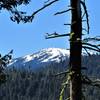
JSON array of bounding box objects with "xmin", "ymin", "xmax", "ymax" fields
[
  {"xmin": 82, "ymin": 11, "xmax": 85, "ymax": 19},
  {"xmin": 53, "ymin": 70, "xmax": 69, "ymax": 77},
  {"xmin": 54, "ymin": 8, "xmax": 74, "ymax": 15},
  {"xmin": 82, "ymin": 20, "xmax": 86, "ymax": 22},
  {"xmin": 64, "ymin": 23, "xmax": 71, "ymax": 26},
  {"xmin": 64, "ymin": 21, "xmax": 76, "ymax": 26},
  {"xmin": 44, "ymin": 0, "xmax": 51, "ymax": 4},
  {"xmin": 82, "ymin": 28, "xmax": 88, "ymax": 33}
]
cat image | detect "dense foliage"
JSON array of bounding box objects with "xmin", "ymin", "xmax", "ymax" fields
[
  {"xmin": 0, "ymin": 50, "xmax": 13, "ymax": 85},
  {"xmin": 0, "ymin": 54, "xmax": 100, "ymax": 100}
]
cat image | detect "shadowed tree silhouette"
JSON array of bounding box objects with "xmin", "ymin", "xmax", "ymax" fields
[{"xmin": 0, "ymin": 50, "xmax": 13, "ymax": 85}]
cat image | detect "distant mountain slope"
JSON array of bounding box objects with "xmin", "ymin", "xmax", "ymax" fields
[
  {"xmin": 2, "ymin": 54, "xmax": 100, "ymax": 100},
  {"xmin": 8, "ymin": 48, "xmax": 70, "ymax": 69},
  {"xmin": 1, "ymin": 49, "xmax": 100, "ymax": 100}
]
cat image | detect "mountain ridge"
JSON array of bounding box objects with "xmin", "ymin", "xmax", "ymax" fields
[
  {"xmin": 8, "ymin": 48, "xmax": 69, "ymax": 69},
  {"xmin": 8, "ymin": 48, "xmax": 96, "ymax": 69}
]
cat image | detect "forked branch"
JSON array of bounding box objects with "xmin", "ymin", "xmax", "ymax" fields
[{"xmin": 9, "ymin": 0, "xmax": 59, "ymax": 23}]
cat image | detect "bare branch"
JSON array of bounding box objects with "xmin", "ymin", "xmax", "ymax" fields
[
  {"xmin": 64, "ymin": 21, "xmax": 76, "ymax": 26},
  {"xmin": 81, "ymin": 1, "xmax": 90, "ymax": 34},
  {"xmin": 9, "ymin": 0, "xmax": 59, "ymax": 23},
  {"xmin": 82, "ymin": 75, "xmax": 100, "ymax": 88},
  {"xmin": 82, "ymin": 28, "xmax": 88, "ymax": 33},
  {"xmin": 82, "ymin": 42, "xmax": 100, "ymax": 51},
  {"xmin": 82, "ymin": 46, "xmax": 100, "ymax": 53},
  {"xmin": 82, "ymin": 12, "xmax": 85, "ymax": 19},
  {"xmin": 83, "ymin": 47, "xmax": 91, "ymax": 56},
  {"xmin": 46, "ymin": 32, "xmax": 59, "ymax": 35},
  {"xmin": 45, "ymin": 32, "xmax": 70, "ymax": 39},
  {"xmin": 97, "ymin": 44, "xmax": 100, "ymax": 47},
  {"xmin": 82, "ymin": 20, "xmax": 86, "ymax": 22},
  {"xmin": 54, "ymin": 8, "xmax": 74, "ymax": 16},
  {"xmin": 53, "ymin": 70, "xmax": 69, "ymax": 77},
  {"xmin": 44, "ymin": 0, "xmax": 51, "ymax": 4},
  {"xmin": 64, "ymin": 23, "xmax": 71, "ymax": 26},
  {"xmin": 31, "ymin": 0, "xmax": 59, "ymax": 18},
  {"xmin": 83, "ymin": 36, "xmax": 100, "ymax": 42}
]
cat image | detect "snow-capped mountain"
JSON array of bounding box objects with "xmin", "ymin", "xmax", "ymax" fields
[{"xmin": 8, "ymin": 48, "xmax": 70, "ymax": 69}]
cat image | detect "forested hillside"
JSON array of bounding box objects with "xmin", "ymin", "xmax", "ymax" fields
[{"xmin": 0, "ymin": 54, "xmax": 100, "ymax": 100}]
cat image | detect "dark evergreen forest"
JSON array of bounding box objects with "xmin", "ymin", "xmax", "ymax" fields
[{"xmin": 0, "ymin": 55, "xmax": 100, "ymax": 100}]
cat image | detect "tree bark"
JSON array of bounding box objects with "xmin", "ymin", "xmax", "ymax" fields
[{"xmin": 70, "ymin": 0, "xmax": 82, "ymax": 100}]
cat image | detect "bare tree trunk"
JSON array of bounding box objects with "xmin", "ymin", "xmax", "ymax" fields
[{"xmin": 70, "ymin": 0, "xmax": 82, "ymax": 100}]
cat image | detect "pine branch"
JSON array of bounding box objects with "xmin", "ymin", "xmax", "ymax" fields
[
  {"xmin": 0, "ymin": 50, "xmax": 13, "ymax": 84},
  {"xmin": 9, "ymin": 0, "xmax": 59, "ymax": 23}
]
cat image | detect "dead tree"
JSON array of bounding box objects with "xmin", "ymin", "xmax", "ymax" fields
[{"xmin": 69, "ymin": 0, "xmax": 82, "ymax": 100}]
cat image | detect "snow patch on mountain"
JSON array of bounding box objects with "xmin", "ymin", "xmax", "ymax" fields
[{"xmin": 8, "ymin": 48, "xmax": 70, "ymax": 69}]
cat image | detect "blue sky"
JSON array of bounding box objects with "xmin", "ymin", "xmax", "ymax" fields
[{"xmin": 0, "ymin": 0, "xmax": 100, "ymax": 58}]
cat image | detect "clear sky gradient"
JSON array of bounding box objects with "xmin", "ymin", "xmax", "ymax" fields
[{"xmin": 0, "ymin": 0, "xmax": 100, "ymax": 58}]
